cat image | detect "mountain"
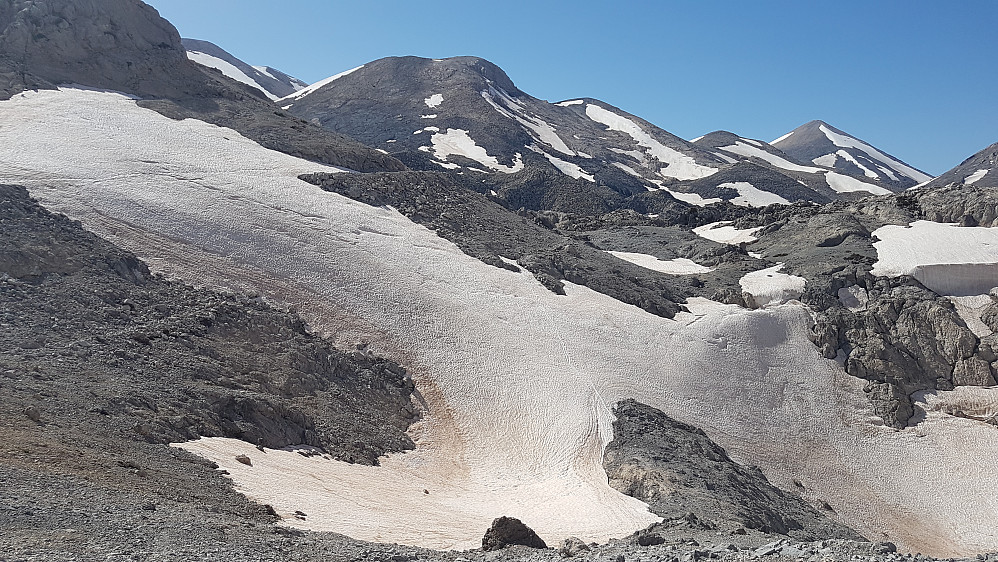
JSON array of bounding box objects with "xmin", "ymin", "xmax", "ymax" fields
[
  {"xmin": 920, "ymin": 140, "xmax": 998, "ymax": 189},
  {"xmin": 771, "ymin": 120, "xmax": 932, "ymax": 190},
  {"xmin": 182, "ymin": 38, "xmax": 307, "ymax": 100},
  {"xmin": 4, "ymin": 0, "xmax": 998, "ymax": 559}
]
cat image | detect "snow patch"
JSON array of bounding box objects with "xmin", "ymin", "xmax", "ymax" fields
[
  {"xmin": 836, "ymin": 150, "xmax": 879, "ymax": 179},
  {"xmin": 818, "ymin": 124, "xmax": 931, "ymax": 183},
  {"xmin": 607, "ymin": 252, "xmax": 713, "ymax": 274},
  {"xmin": 812, "ymin": 154, "xmax": 838, "ymax": 167},
  {"xmin": 186, "ymin": 51, "xmax": 279, "ymax": 101},
  {"xmin": 965, "ymin": 169, "xmax": 989, "ymax": 185},
  {"xmin": 719, "ymin": 181, "xmax": 791, "ymax": 207},
  {"xmin": 282, "ymin": 65, "xmax": 364, "ymax": 101},
  {"xmin": 426, "ymin": 128, "xmax": 523, "ymax": 174},
  {"xmin": 739, "ymin": 264, "xmax": 806, "ymax": 308},
  {"xmin": 556, "ymin": 99, "xmax": 584, "ymax": 107},
  {"xmin": 527, "ymin": 145, "xmax": 594, "ymax": 182},
  {"xmin": 421, "ymin": 114, "xmax": 438, "ymax": 119},
  {"xmin": 770, "ymin": 131, "xmax": 794, "ymax": 145},
  {"xmin": 483, "ymin": 87, "xmax": 575, "ymax": 156},
  {"xmin": 824, "ymin": 171, "xmax": 892, "ymax": 195},
  {"xmin": 424, "ymin": 93, "xmax": 444, "ymax": 108},
  {"xmin": 719, "ymin": 141, "xmax": 823, "ymax": 174},
  {"xmin": 585, "ymin": 104, "xmax": 717, "ymax": 180},
  {"xmin": 693, "ymin": 221, "xmax": 761, "ymax": 245}
]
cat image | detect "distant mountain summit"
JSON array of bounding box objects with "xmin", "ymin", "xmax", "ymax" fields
[
  {"xmin": 771, "ymin": 120, "xmax": 931, "ymax": 189},
  {"xmin": 921, "ymin": 140, "xmax": 998, "ymax": 189},
  {"xmin": 181, "ymin": 38, "xmax": 306, "ymax": 100}
]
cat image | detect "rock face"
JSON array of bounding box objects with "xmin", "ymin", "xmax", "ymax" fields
[
  {"xmin": 604, "ymin": 400, "xmax": 863, "ymax": 542},
  {"xmin": 481, "ymin": 516, "xmax": 547, "ymax": 551},
  {"xmin": 0, "ymin": 184, "xmax": 417, "ymax": 462},
  {"xmin": 921, "ymin": 141, "xmax": 998, "ymax": 189}
]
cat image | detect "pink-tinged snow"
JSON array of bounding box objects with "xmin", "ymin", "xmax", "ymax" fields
[
  {"xmin": 281, "ymin": 65, "xmax": 364, "ymax": 102},
  {"xmin": 606, "ymin": 252, "xmax": 713, "ymax": 274},
  {"xmin": 422, "ymin": 128, "xmax": 523, "ymax": 173},
  {"xmin": 424, "ymin": 93, "xmax": 444, "ymax": 108},
  {"xmin": 718, "ymin": 141, "xmax": 824, "ymax": 174},
  {"xmin": 693, "ymin": 221, "xmax": 761, "ymax": 245},
  {"xmin": 739, "ymin": 264, "xmax": 806, "ymax": 308},
  {"xmin": 483, "ymin": 87, "xmax": 575, "ymax": 156},
  {"xmin": 719, "ymin": 181, "xmax": 791, "ymax": 208},
  {"xmin": 186, "ymin": 50, "xmax": 279, "ymax": 101},
  {"xmin": 824, "ymin": 171, "xmax": 892, "ymax": 195},
  {"xmin": 871, "ymin": 220, "xmax": 998, "ymax": 296},
  {"xmin": 965, "ymin": 169, "xmax": 990, "ymax": 185},
  {"xmin": 5, "ymin": 88, "xmax": 998, "ymax": 556},
  {"xmin": 526, "ymin": 145, "xmax": 593, "ymax": 182},
  {"xmin": 584, "ymin": 104, "xmax": 718, "ymax": 180},
  {"xmin": 817, "ymin": 124, "xmax": 931, "ymax": 183}
]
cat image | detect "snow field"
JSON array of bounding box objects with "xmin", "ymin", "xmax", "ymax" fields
[
  {"xmin": 421, "ymin": 128, "xmax": 524, "ymax": 173},
  {"xmin": 965, "ymin": 169, "xmax": 989, "ymax": 185},
  {"xmin": 871, "ymin": 221, "xmax": 998, "ymax": 295},
  {"xmin": 424, "ymin": 93, "xmax": 444, "ymax": 108},
  {"xmin": 526, "ymin": 145, "xmax": 593, "ymax": 182},
  {"xmin": 824, "ymin": 170, "xmax": 892, "ymax": 195},
  {"xmin": 585, "ymin": 104, "xmax": 718, "ymax": 181},
  {"xmin": 482, "ymin": 86, "xmax": 575, "ymax": 156},
  {"xmin": 719, "ymin": 141, "xmax": 824, "ymax": 174},
  {"xmin": 693, "ymin": 221, "xmax": 761, "ymax": 245},
  {"xmin": 3, "ymin": 89, "xmax": 998, "ymax": 555},
  {"xmin": 186, "ymin": 51, "xmax": 279, "ymax": 101},
  {"xmin": 719, "ymin": 181, "xmax": 791, "ymax": 207},
  {"xmin": 281, "ymin": 65, "xmax": 364, "ymax": 102}
]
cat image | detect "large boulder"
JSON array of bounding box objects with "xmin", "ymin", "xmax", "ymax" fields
[{"xmin": 481, "ymin": 516, "xmax": 547, "ymax": 551}]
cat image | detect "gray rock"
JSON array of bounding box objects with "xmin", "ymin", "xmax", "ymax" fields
[
  {"xmin": 481, "ymin": 516, "xmax": 547, "ymax": 551},
  {"xmin": 558, "ymin": 536, "xmax": 590, "ymax": 557}
]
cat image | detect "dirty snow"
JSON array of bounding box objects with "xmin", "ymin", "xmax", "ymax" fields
[
  {"xmin": 585, "ymin": 104, "xmax": 717, "ymax": 180},
  {"xmin": 739, "ymin": 264, "xmax": 806, "ymax": 308},
  {"xmin": 818, "ymin": 124, "xmax": 931, "ymax": 183},
  {"xmin": 693, "ymin": 221, "xmax": 762, "ymax": 245},
  {"xmin": 719, "ymin": 181, "xmax": 791, "ymax": 207},
  {"xmin": 424, "ymin": 93, "xmax": 444, "ymax": 108},
  {"xmin": 719, "ymin": 141, "xmax": 824, "ymax": 174},
  {"xmin": 281, "ymin": 65, "xmax": 364, "ymax": 101},
  {"xmin": 186, "ymin": 51, "xmax": 279, "ymax": 101},
  {"xmin": 607, "ymin": 252, "xmax": 713, "ymax": 274},
  {"xmin": 965, "ymin": 169, "xmax": 989, "ymax": 185},
  {"xmin": 424, "ymin": 128, "xmax": 523, "ymax": 173},
  {"xmin": 824, "ymin": 171, "xmax": 892, "ymax": 195},
  {"xmin": 871, "ymin": 220, "xmax": 998, "ymax": 296},
  {"xmin": 4, "ymin": 88, "xmax": 998, "ymax": 556}
]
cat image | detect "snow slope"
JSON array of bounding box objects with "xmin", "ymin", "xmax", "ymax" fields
[{"xmin": 3, "ymin": 89, "xmax": 998, "ymax": 556}]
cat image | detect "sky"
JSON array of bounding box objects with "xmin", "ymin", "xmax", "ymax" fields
[{"xmin": 148, "ymin": 0, "xmax": 998, "ymax": 176}]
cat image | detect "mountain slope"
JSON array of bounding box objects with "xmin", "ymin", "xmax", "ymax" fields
[
  {"xmin": 772, "ymin": 120, "xmax": 932, "ymax": 189},
  {"xmin": 920, "ymin": 141, "xmax": 998, "ymax": 189},
  {"xmin": 182, "ymin": 38, "xmax": 306, "ymax": 100}
]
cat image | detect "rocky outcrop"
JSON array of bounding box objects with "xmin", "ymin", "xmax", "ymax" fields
[
  {"xmin": 481, "ymin": 516, "xmax": 547, "ymax": 551},
  {"xmin": 604, "ymin": 400, "xmax": 863, "ymax": 542},
  {"xmin": 0, "ymin": 184, "xmax": 416, "ymax": 463}
]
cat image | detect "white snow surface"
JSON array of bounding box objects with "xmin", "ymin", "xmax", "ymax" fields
[
  {"xmin": 719, "ymin": 141, "xmax": 824, "ymax": 174},
  {"xmin": 836, "ymin": 150, "xmax": 880, "ymax": 179},
  {"xmin": 693, "ymin": 221, "xmax": 762, "ymax": 245},
  {"xmin": 186, "ymin": 51, "xmax": 279, "ymax": 101},
  {"xmin": 424, "ymin": 93, "xmax": 444, "ymax": 108},
  {"xmin": 818, "ymin": 124, "xmax": 931, "ymax": 183},
  {"xmin": 585, "ymin": 104, "xmax": 717, "ymax": 180},
  {"xmin": 281, "ymin": 65, "xmax": 364, "ymax": 101},
  {"xmin": 3, "ymin": 88, "xmax": 998, "ymax": 556},
  {"xmin": 812, "ymin": 154, "xmax": 838, "ymax": 167},
  {"xmin": 425, "ymin": 128, "xmax": 523, "ymax": 173},
  {"xmin": 770, "ymin": 131, "xmax": 794, "ymax": 145},
  {"xmin": 871, "ymin": 220, "xmax": 998, "ymax": 296},
  {"xmin": 740, "ymin": 264, "xmax": 806, "ymax": 308},
  {"xmin": 556, "ymin": 99, "xmax": 584, "ymax": 107},
  {"xmin": 483, "ymin": 87, "xmax": 575, "ymax": 156},
  {"xmin": 606, "ymin": 252, "xmax": 713, "ymax": 275},
  {"xmin": 965, "ymin": 169, "xmax": 990, "ymax": 185},
  {"xmin": 527, "ymin": 145, "xmax": 593, "ymax": 182},
  {"xmin": 719, "ymin": 181, "xmax": 791, "ymax": 207},
  {"xmin": 824, "ymin": 171, "xmax": 892, "ymax": 195}
]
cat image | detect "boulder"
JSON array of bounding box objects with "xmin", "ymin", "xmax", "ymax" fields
[{"xmin": 481, "ymin": 516, "xmax": 546, "ymax": 551}]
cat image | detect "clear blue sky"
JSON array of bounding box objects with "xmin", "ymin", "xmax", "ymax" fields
[{"xmin": 149, "ymin": 0, "xmax": 997, "ymax": 176}]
